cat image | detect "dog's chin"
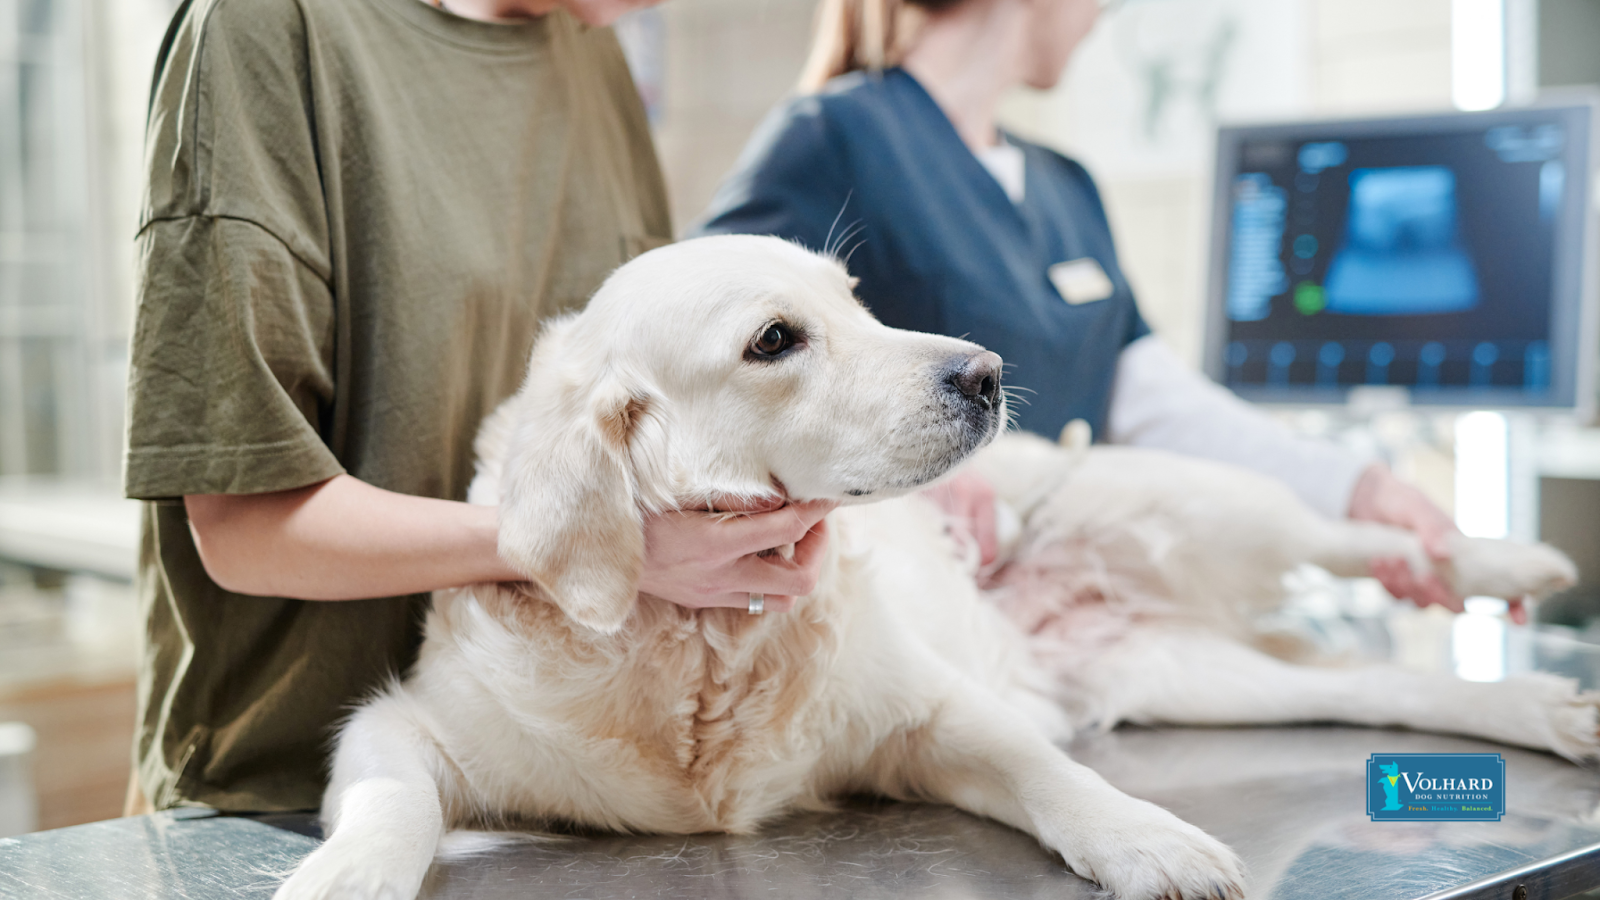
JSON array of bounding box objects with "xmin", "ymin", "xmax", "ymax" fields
[
  {"xmin": 925, "ymin": 399, "xmax": 1002, "ymax": 474},
  {"xmin": 822, "ymin": 406, "xmax": 1004, "ymax": 504}
]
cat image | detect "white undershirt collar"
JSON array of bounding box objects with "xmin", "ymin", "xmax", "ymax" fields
[{"xmin": 974, "ymin": 139, "xmax": 1026, "ymax": 204}]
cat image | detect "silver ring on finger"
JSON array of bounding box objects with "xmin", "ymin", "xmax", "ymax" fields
[{"xmin": 748, "ymin": 593, "xmax": 764, "ymax": 615}]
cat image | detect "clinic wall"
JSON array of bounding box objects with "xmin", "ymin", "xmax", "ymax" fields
[
  {"xmin": 655, "ymin": 0, "xmax": 816, "ymax": 234},
  {"xmin": 83, "ymin": 0, "xmax": 180, "ymax": 480},
  {"xmin": 0, "ymin": 0, "xmax": 174, "ymax": 482}
]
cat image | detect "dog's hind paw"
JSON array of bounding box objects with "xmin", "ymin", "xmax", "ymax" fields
[
  {"xmin": 1046, "ymin": 796, "xmax": 1246, "ymax": 900},
  {"xmin": 1444, "ymin": 672, "xmax": 1600, "ymax": 763},
  {"xmin": 1469, "ymin": 672, "xmax": 1600, "ymax": 763},
  {"xmin": 1536, "ymin": 679, "xmax": 1600, "ymax": 764}
]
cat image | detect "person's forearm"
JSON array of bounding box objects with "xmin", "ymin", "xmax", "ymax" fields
[{"xmin": 185, "ymin": 474, "xmax": 522, "ymax": 600}]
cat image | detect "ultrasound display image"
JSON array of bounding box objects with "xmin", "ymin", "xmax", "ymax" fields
[
  {"xmin": 1221, "ymin": 115, "xmax": 1571, "ymax": 396},
  {"xmin": 1324, "ymin": 166, "xmax": 1479, "ymax": 316}
]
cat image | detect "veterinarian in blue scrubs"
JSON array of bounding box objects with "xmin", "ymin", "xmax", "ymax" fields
[{"xmin": 697, "ymin": 0, "xmax": 1467, "ymax": 611}]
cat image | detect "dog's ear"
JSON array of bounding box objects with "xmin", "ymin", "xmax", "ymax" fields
[{"xmin": 496, "ymin": 362, "xmax": 652, "ymax": 634}]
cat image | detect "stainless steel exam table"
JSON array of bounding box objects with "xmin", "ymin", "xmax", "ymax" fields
[
  {"xmin": 3, "ymin": 721, "xmax": 1599, "ymax": 900},
  {"xmin": 7, "ymin": 614, "xmax": 1600, "ymax": 900}
]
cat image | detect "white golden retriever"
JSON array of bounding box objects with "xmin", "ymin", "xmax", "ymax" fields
[{"xmin": 275, "ymin": 235, "xmax": 1589, "ymax": 900}]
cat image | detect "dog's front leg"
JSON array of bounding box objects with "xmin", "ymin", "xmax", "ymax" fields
[
  {"xmin": 275, "ymin": 696, "xmax": 447, "ymax": 900},
  {"xmin": 875, "ymin": 683, "xmax": 1245, "ymax": 900}
]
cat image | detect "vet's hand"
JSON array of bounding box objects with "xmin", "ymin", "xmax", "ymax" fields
[
  {"xmin": 921, "ymin": 469, "xmax": 999, "ymax": 568},
  {"xmin": 638, "ymin": 499, "xmax": 837, "ymax": 614},
  {"xmin": 1348, "ymin": 464, "xmax": 1529, "ymax": 621}
]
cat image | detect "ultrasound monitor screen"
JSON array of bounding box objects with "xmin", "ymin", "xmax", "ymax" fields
[{"xmin": 1207, "ymin": 103, "xmax": 1595, "ymax": 409}]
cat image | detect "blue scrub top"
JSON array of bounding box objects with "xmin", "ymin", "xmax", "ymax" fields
[{"xmin": 694, "ymin": 67, "xmax": 1149, "ymax": 442}]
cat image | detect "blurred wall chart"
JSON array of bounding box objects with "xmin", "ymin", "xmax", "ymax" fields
[{"xmin": 1062, "ymin": 0, "xmax": 1311, "ymax": 178}]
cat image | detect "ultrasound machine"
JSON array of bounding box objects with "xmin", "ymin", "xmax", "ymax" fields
[{"xmin": 1204, "ymin": 100, "xmax": 1598, "ymax": 414}]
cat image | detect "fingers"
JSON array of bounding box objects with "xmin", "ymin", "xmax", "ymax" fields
[
  {"xmin": 1349, "ymin": 465, "xmax": 1461, "ymax": 561},
  {"xmin": 1405, "ymin": 503, "xmax": 1457, "ymax": 560},
  {"xmin": 759, "ymin": 595, "xmax": 796, "ymax": 614},
  {"xmin": 638, "ymin": 501, "xmax": 836, "ymax": 613},
  {"xmin": 1371, "ymin": 557, "xmax": 1462, "ymax": 612},
  {"xmin": 681, "ymin": 591, "xmax": 799, "ymax": 613},
  {"xmin": 725, "ymin": 518, "xmax": 830, "ymax": 598},
  {"xmin": 1370, "ymin": 558, "xmax": 1415, "ymax": 604},
  {"xmin": 956, "ymin": 474, "xmax": 999, "ymax": 567},
  {"xmin": 715, "ymin": 499, "xmax": 837, "ymax": 559},
  {"xmin": 1509, "ymin": 597, "xmax": 1529, "ymax": 625},
  {"xmin": 971, "ymin": 495, "xmax": 998, "ymax": 567},
  {"xmin": 1415, "ymin": 575, "xmax": 1462, "ymax": 612},
  {"xmin": 920, "ymin": 469, "xmax": 999, "ymax": 566},
  {"xmin": 1421, "ymin": 529, "xmax": 1454, "ymax": 560},
  {"xmin": 789, "ymin": 516, "xmax": 830, "ymax": 572},
  {"xmin": 1346, "ymin": 463, "xmax": 1388, "ymax": 523},
  {"xmin": 699, "ymin": 493, "xmax": 787, "ymax": 515}
]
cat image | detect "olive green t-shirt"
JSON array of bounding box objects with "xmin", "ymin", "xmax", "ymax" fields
[{"xmin": 124, "ymin": 0, "xmax": 670, "ymax": 812}]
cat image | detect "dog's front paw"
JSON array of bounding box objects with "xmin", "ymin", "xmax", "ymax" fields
[
  {"xmin": 273, "ymin": 841, "xmax": 427, "ymax": 900},
  {"xmin": 1447, "ymin": 536, "xmax": 1578, "ymax": 600},
  {"xmin": 1043, "ymin": 794, "xmax": 1245, "ymax": 900}
]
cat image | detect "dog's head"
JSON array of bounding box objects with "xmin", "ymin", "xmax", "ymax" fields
[{"xmin": 492, "ymin": 234, "xmax": 1004, "ymax": 632}]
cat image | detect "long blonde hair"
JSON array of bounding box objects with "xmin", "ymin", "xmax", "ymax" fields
[{"xmin": 797, "ymin": 0, "xmax": 968, "ymax": 92}]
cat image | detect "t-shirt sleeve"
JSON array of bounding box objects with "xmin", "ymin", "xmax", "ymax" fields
[
  {"xmin": 125, "ymin": 216, "xmax": 343, "ymax": 500},
  {"xmin": 124, "ymin": 0, "xmax": 342, "ymax": 500},
  {"xmin": 690, "ymin": 97, "xmax": 854, "ymax": 252}
]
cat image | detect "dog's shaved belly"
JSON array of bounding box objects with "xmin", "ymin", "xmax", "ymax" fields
[{"xmin": 404, "ymin": 584, "xmax": 899, "ymax": 835}]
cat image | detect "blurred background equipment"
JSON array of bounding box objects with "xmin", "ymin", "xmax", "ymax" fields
[
  {"xmin": 0, "ymin": 720, "xmax": 38, "ymax": 837},
  {"xmin": 1204, "ymin": 101, "xmax": 1596, "ymax": 413}
]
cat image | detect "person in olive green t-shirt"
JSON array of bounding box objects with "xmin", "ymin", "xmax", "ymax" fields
[{"xmin": 125, "ymin": 0, "xmax": 833, "ymax": 814}]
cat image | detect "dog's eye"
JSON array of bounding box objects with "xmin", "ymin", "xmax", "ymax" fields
[{"xmin": 748, "ymin": 322, "xmax": 798, "ymax": 360}]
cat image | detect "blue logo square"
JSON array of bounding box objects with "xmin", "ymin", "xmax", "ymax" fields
[{"xmin": 1367, "ymin": 753, "xmax": 1505, "ymax": 821}]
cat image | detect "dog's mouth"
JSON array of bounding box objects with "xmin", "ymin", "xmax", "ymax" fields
[
  {"xmin": 914, "ymin": 407, "xmax": 1002, "ymax": 486},
  {"xmin": 833, "ymin": 394, "xmax": 1003, "ymax": 502}
]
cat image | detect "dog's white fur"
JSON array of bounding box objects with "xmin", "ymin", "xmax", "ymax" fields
[{"xmin": 274, "ymin": 236, "xmax": 1590, "ymax": 900}]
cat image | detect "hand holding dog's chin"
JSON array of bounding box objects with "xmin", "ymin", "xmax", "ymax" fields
[{"xmin": 635, "ymin": 500, "xmax": 837, "ymax": 613}]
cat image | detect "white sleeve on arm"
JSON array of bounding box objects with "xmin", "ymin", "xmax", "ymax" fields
[{"xmin": 1105, "ymin": 335, "xmax": 1374, "ymax": 519}]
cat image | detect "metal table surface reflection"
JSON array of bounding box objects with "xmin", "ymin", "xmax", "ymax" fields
[{"xmin": 3, "ymin": 724, "xmax": 1599, "ymax": 900}]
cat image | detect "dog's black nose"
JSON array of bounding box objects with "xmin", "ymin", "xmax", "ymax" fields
[{"xmin": 947, "ymin": 351, "xmax": 1002, "ymax": 411}]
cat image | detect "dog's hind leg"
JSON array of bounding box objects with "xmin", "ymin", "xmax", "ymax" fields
[
  {"xmin": 1076, "ymin": 628, "xmax": 1600, "ymax": 762},
  {"xmin": 874, "ymin": 682, "xmax": 1246, "ymax": 900},
  {"xmin": 274, "ymin": 693, "xmax": 449, "ymax": 900}
]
